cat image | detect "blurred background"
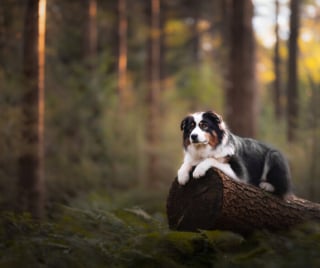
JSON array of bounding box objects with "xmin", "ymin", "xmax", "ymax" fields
[{"xmin": 1, "ymin": 0, "xmax": 320, "ymax": 218}]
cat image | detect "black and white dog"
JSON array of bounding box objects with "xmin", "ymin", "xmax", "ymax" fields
[{"xmin": 177, "ymin": 111, "xmax": 292, "ymax": 197}]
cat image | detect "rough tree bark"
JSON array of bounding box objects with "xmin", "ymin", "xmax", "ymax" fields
[{"xmin": 167, "ymin": 168, "xmax": 320, "ymax": 235}]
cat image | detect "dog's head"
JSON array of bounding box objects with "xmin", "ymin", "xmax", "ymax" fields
[{"xmin": 180, "ymin": 111, "xmax": 227, "ymax": 150}]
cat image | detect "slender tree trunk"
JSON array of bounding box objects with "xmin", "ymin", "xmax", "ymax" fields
[
  {"xmin": 85, "ymin": 0, "xmax": 97, "ymax": 62},
  {"xmin": 117, "ymin": 0, "xmax": 130, "ymax": 110},
  {"xmin": 287, "ymin": 0, "xmax": 300, "ymax": 142},
  {"xmin": 274, "ymin": 0, "xmax": 283, "ymax": 119},
  {"xmin": 191, "ymin": 3, "xmax": 200, "ymax": 65},
  {"xmin": 19, "ymin": 0, "xmax": 46, "ymax": 219},
  {"xmin": 146, "ymin": 0, "xmax": 161, "ymax": 187},
  {"xmin": 307, "ymin": 74, "xmax": 319, "ymax": 200},
  {"xmin": 38, "ymin": 0, "xmax": 46, "ymax": 210},
  {"xmin": 0, "ymin": 4, "xmax": 4, "ymax": 57},
  {"xmin": 219, "ymin": 0, "xmax": 232, "ymax": 98},
  {"xmin": 159, "ymin": 0, "xmax": 166, "ymax": 91},
  {"xmin": 225, "ymin": 0, "xmax": 258, "ymax": 138}
]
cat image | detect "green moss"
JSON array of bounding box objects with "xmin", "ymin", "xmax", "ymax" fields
[{"xmin": 1, "ymin": 209, "xmax": 320, "ymax": 268}]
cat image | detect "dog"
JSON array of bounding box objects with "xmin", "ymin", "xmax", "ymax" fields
[{"xmin": 177, "ymin": 111, "xmax": 292, "ymax": 197}]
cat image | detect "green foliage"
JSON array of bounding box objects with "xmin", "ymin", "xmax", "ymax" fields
[
  {"xmin": 176, "ymin": 61, "xmax": 224, "ymax": 112},
  {"xmin": 0, "ymin": 71, "xmax": 22, "ymax": 209},
  {"xmin": 1, "ymin": 208, "xmax": 320, "ymax": 268},
  {"xmin": 259, "ymin": 68, "xmax": 320, "ymax": 202}
]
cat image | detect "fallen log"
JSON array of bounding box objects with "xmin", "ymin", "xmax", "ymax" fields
[{"xmin": 166, "ymin": 168, "xmax": 320, "ymax": 234}]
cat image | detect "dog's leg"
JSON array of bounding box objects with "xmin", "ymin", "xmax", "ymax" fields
[
  {"xmin": 193, "ymin": 158, "xmax": 240, "ymax": 181},
  {"xmin": 177, "ymin": 162, "xmax": 193, "ymax": 185},
  {"xmin": 260, "ymin": 150, "xmax": 291, "ymax": 196},
  {"xmin": 259, "ymin": 182, "xmax": 275, "ymax": 192}
]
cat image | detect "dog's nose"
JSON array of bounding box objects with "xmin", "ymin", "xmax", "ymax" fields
[{"xmin": 191, "ymin": 134, "xmax": 198, "ymax": 142}]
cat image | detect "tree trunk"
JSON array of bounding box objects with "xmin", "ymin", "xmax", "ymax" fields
[
  {"xmin": 159, "ymin": 0, "xmax": 166, "ymax": 91},
  {"xmin": 167, "ymin": 168, "xmax": 320, "ymax": 235},
  {"xmin": 85, "ymin": 0, "xmax": 97, "ymax": 62},
  {"xmin": 117, "ymin": 0, "xmax": 130, "ymax": 110},
  {"xmin": 191, "ymin": 3, "xmax": 200, "ymax": 65},
  {"xmin": 287, "ymin": 0, "xmax": 300, "ymax": 142},
  {"xmin": 273, "ymin": 0, "xmax": 283, "ymax": 119},
  {"xmin": 307, "ymin": 74, "xmax": 320, "ymax": 200},
  {"xmin": 19, "ymin": 0, "xmax": 46, "ymax": 219},
  {"xmin": 219, "ymin": 0, "xmax": 232, "ymax": 100},
  {"xmin": 146, "ymin": 0, "xmax": 161, "ymax": 187},
  {"xmin": 225, "ymin": 0, "xmax": 258, "ymax": 138}
]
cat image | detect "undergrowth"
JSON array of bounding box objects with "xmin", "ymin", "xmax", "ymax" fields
[{"xmin": 1, "ymin": 205, "xmax": 320, "ymax": 268}]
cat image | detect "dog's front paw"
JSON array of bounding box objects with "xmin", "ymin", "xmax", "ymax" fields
[
  {"xmin": 177, "ymin": 168, "xmax": 190, "ymax": 185},
  {"xmin": 259, "ymin": 182, "xmax": 275, "ymax": 192},
  {"xmin": 193, "ymin": 162, "xmax": 209, "ymax": 179}
]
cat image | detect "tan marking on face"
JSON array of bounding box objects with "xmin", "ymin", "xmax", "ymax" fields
[{"xmin": 205, "ymin": 131, "xmax": 218, "ymax": 148}]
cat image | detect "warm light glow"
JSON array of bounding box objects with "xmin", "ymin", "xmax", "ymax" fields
[
  {"xmin": 89, "ymin": 0, "xmax": 97, "ymax": 17},
  {"xmin": 118, "ymin": 0, "xmax": 129, "ymax": 107},
  {"xmin": 38, "ymin": 0, "xmax": 46, "ymax": 176},
  {"xmin": 89, "ymin": 0, "xmax": 97, "ymax": 57},
  {"xmin": 38, "ymin": 0, "xmax": 46, "ymax": 133},
  {"xmin": 118, "ymin": 0, "xmax": 127, "ymax": 73}
]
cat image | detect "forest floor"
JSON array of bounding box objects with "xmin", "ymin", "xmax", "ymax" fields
[{"xmin": 1, "ymin": 190, "xmax": 320, "ymax": 268}]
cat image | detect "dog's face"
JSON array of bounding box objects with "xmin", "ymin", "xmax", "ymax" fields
[{"xmin": 180, "ymin": 111, "xmax": 226, "ymax": 150}]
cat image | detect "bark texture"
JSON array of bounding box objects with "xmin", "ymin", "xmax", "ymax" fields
[{"xmin": 167, "ymin": 168, "xmax": 320, "ymax": 234}]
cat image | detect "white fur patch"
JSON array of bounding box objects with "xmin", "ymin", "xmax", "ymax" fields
[
  {"xmin": 260, "ymin": 158, "xmax": 270, "ymax": 182},
  {"xmin": 193, "ymin": 158, "xmax": 240, "ymax": 181},
  {"xmin": 177, "ymin": 162, "xmax": 192, "ymax": 185},
  {"xmin": 212, "ymin": 142, "xmax": 235, "ymax": 159},
  {"xmin": 219, "ymin": 120, "xmax": 227, "ymax": 131},
  {"xmin": 259, "ymin": 182, "xmax": 275, "ymax": 192},
  {"xmin": 189, "ymin": 112, "xmax": 208, "ymax": 144},
  {"xmin": 177, "ymin": 151, "xmax": 202, "ymax": 185}
]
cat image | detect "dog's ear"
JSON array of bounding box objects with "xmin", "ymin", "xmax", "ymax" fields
[
  {"xmin": 180, "ymin": 117, "xmax": 188, "ymax": 131},
  {"xmin": 180, "ymin": 116, "xmax": 192, "ymax": 131},
  {"xmin": 204, "ymin": 111, "xmax": 222, "ymax": 124}
]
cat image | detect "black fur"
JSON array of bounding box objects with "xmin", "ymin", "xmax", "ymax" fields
[
  {"xmin": 202, "ymin": 111, "xmax": 224, "ymax": 142},
  {"xmin": 227, "ymin": 135, "xmax": 292, "ymax": 196},
  {"xmin": 181, "ymin": 116, "xmax": 195, "ymax": 149}
]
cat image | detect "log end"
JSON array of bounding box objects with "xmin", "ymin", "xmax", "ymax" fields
[{"xmin": 166, "ymin": 168, "xmax": 223, "ymax": 231}]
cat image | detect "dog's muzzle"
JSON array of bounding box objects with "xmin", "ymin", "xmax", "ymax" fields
[
  {"xmin": 190, "ymin": 134, "xmax": 208, "ymax": 145},
  {"xmin": 191, "ymin": 134, "xmax": 198, "ymax": 143}
]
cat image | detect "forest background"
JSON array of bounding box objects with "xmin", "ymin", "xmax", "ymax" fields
[
  {"xmin": 1, "ymin": 0, "xmax": 320, "ymax": 216},
  {"xmin": 1, "ymin": 0, "xmax": 320, "ymax": 266}
]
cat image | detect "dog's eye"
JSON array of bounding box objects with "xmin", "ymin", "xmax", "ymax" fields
[
  {"xmin": 190, "ymin": 122, "xmax": 196, "ymax": 128},
  {"xmin": 199, "ymin": 122, "xmax": 208, "ymax": 130}
]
